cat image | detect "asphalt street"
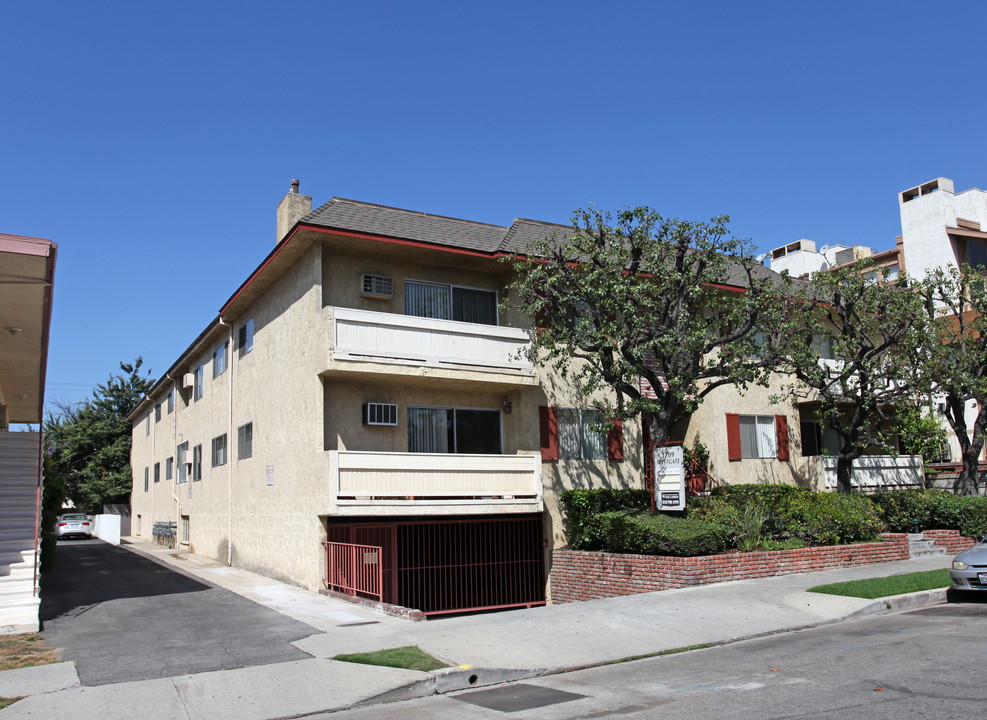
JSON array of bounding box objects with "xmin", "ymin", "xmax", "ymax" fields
[
  {"xmin": 314, "ymin": 602, "xmax": 987, "ymax": 719},
  {"xmin": 39, "ymin": 539, "xmax": 314, "ymax": 685}
]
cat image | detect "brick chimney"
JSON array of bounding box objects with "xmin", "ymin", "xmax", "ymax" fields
[{"xmin": 276, "ymin": 179, "xmax": 312, "ymax": 243}]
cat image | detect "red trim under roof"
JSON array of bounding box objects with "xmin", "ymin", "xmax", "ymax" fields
[{"xmin": 0, "ymin": 233, "xmax": 55, "ymax": 256}]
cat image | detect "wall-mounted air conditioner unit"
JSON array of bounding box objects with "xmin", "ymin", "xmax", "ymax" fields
[
  {"xmin": 182, "ymin": 373, "xmax": 195, "ymax": 389},
  {"xmin": 361, "ymin": 274, "xmax": 393, "ymax": 299},
  {"xmin": 363, "ymin": 402, "xmax": 398, "ymax": 426}
]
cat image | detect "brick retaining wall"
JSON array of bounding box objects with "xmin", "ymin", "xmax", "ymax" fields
[
  {"xmin": 550, "ymin": 530, "xmax": 972, "ymax": 604},
  {"xmin": 923, "ymin": 529, "xmax": 978, "ymax": 554}
]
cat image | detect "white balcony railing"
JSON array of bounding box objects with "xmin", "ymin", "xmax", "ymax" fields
[
  {"xmin": 818, "ymin": 455, "xmax": 924, "ymax": 490},
  {"xmin": 332, "ymin": 307, "xmax": 533, "ymax": 373},
  {"xmin": 327, "ymin": 450, "xmax": 543, "ymax": 514}
]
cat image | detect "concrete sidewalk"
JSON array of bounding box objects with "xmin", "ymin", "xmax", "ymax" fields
[{"xmin": 0, "ymin": 538, "xmax": 955, "ymax": 719}]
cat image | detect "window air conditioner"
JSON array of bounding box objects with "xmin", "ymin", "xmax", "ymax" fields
[
  {"xmin": 182, "ymin": 373, "xmax": 195, "ymax": 389},
  {"xmin": 363, "ymin": 402, "xmax": 398, "ymax": 426},
  {"xmin": 361, "ymin": 274, "xmax": 393, "ymax": 299}
]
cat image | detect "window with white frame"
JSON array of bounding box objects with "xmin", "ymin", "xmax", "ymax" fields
[
  {"xmin": 176, "ymin": 441, "xmax": 189, "ymax": 483},
  {"xmin": 237, "ymin": 422, "xmax": 253, "ymax": 460},
  {"xmin": 739, "ymin": 415, "xmax": 777, "ymax": 459},
  {"xmin": 238, "ymin": 318, "xmax": 254, "ymax": 357},
  {"xmin": 211, "ymin": 434, "xmax": 227, "ymax": 467},
  {"xmin": 407, "ymin": 406, "xmax": 502, "ymax": 454},
  {"xmin": 404, "ymin": 281, "xmax": 498, "ymax": 325},
  {"xmin": 166, "ymin": 456, "xmax": 174, "ymax": 480},
  {"xmin": 213, "ymin": 342, "xmax": 228, "ymax": 378},
  {"xmin": 192, "ymin": 444, "xmax": 202, "ymax": 481},
  {"xmin": 180, "ymin": 515, "xmax": 190, "ymax": 544},
  {"xmin": 557, "ymin": 408, "xmax": 607, "ymax": 460},
  {"xmin": 194, "ymin": 364, "xmax": 204, "ymax": 401},
  {"xmin": 167, "ymin": 389, "xmax": 174, "ymax": 414},
  {"xmin": 145, "ymin": 414, "xmax": 150, "ymax": 436}
]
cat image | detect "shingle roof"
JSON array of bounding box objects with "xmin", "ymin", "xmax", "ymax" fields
[
  {"xmin": 303, "ymin": 197, "xmax": 510, "ymax": 253},
  {"xmin": 300, "ymin": 197, "xmax": 795, "ymax": 290}
]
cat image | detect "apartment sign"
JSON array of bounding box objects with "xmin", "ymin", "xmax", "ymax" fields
[{"xmin": 653, "ymin": 445, "xmax": 685, "ymax": 511}]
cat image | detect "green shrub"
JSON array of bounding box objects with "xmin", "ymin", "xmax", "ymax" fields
[
  {"xmin": 583, "ymin": 510, "xmax": 730, "ymax": 556},
  {"xmin": 760, "ymin": 537, "xmax": 805, "ymax": 551},
  {"xmin": 871, "ymin": 490, "xmax": 987, "ymax": 538},
  {"xmin": 559, "ymin": 488, "xmax": 651, "ymax": 549},
  {"xmin": 782, "ymin": 492, "xmax": 883, "ymax": 545}
]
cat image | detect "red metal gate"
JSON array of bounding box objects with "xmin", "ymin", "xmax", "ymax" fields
[
  {"xmin": 325, "ymin": 515, "xmax": 545, "ymax": 615},
  {"xmin": 323, "ymin": 541, "xmax": 383, "ymax": 602}
]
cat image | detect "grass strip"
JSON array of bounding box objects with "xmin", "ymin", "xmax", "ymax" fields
[
  {"xmin": 0, "ymin": 634, "xmax": 59, "ymax": 672},
  {"xmin": 332, "ymin": 646, "xmax": 450, "ymax": 673},
  {"xmin": 808, "ymin": 569, "xmax": 951, "ymax": 599},
  {"xmin": 0, "ymin": 697, "xmax": 24, "ymax": 710}
]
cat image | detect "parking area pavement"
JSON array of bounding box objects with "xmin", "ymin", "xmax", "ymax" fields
[{"xmin": 39, "ymin": 539, "xmax": 315, "ymax": 686}]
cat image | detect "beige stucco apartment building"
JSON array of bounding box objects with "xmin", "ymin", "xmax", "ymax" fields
[{"xmin": 130, "ymin": 183, "xmax": 842, "ymax": 614}]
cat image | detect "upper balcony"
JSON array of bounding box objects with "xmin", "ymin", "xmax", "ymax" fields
[
  {"xmin": 326, "ymin": 307, "xmax": 536, "ymax": 386},
  {"xmin": 326, "ymin": 450, "xmax": 543, "ymax": 516}
]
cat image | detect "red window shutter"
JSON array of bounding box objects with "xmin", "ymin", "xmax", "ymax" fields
[
  {"xmin": 726, "ymin": 414, "xmax": 742, "ymax": 461},
  {"xmin": 607, "ymin": 419, "xmax": 624, "ymax": 461},
  {"xmin": 775, "ymin": 415, "xmax": 790, "ymax": 461},
  {"xmin": 539, "ymin": 406, "xmax": 558, "ymax": 461}
]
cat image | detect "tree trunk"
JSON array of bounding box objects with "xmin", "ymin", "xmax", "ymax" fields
[
  {"xmin": 835, "ymin": 455, "xmax": 854, "ymax": 494},
  {"xmin": 950, "ymin": 399, "xmax": 985, "ymax": 497}
]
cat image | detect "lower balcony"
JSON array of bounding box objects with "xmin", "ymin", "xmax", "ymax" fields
[
  {"xmin": 815, "ymin": 455, "xmax": 924, "ymax": 491},
  {"xmin": 326, "ymin": 450, "xmax": 543, "ymax": 516}
]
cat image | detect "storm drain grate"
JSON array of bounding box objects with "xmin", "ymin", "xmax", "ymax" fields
[{"xmin": 453, "ymin": 683, "xmax": 587, "ymax": 713}]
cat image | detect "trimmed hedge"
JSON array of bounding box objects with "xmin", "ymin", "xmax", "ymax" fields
[
  {"xmin": 870, "ymin": 490, "xmax": 987, "ymax": 538},
  {"xmin": 581, "ymin": 510, "xmax": 730, "ymax": 557},
  {"xmin": 559, "ymin": 488, "xmax": 651, "ymax": 549}
]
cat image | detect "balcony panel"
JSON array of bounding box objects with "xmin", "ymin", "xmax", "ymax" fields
[
  {"xmin": 327, "ymin": 450, "xmax": 543, "ymax": 516},
  {"xmin": 333, "ymin": 307, "xmax": 533, "ymax": 374}
]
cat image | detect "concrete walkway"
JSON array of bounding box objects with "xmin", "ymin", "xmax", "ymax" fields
[{"xmin": 0, "ymin": 538, "xmax": 956, "ymax": 719}]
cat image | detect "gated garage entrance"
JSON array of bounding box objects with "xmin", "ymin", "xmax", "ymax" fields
[{"xmin": 323, "ymin": 514, "xmax": 545, "ymax": 615}]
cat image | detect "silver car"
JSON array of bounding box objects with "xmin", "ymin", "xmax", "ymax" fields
[
  {"xmin": 56, "ymin": 513, "xmax": 93, "ymax": 540},
  {"xmin": 950, "ymin": 539, "xmax": 987, "ymax": 591}
]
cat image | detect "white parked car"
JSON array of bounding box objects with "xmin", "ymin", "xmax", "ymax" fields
[
  {"xmin": 950, "ymin": 539, "xmax": 987, "ymax": 592},
  {"xmin": 56, "ymin": 513, "xmax": 92, "ymax": 540}
]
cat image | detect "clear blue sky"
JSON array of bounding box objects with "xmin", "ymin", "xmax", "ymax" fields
[{"xmin": 3, "ymin": 1, "xmax": 985, "ymax": 414}]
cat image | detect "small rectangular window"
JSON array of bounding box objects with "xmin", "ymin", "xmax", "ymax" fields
[
  {"xmin": 167, "ymin": 390, "xmax": 174, "ymax": 414},
  {"xmin": 238, "ymin": 318, "xmax": 254, "ymax": 357},
  {"xmin": 213, "ymin": 342, "xmax": 228, "ymax": 378},
  {"xmin": 238, "ymin": 422, "xmax": 253, "ymax": 460},
  {"xmin": 557, "ymin": 408, "xmax": 607, "ymax": 460},
  {"xmin": 145, "ymin": 414, "xmax": 150, "ymax": 436},
  {"xmin": 155, "ymin": 402, "xmax": 162, "ymax": 422},
  {"xmin": 144, "ymin": 467, "xmax": 149, "ymax": 492},
  {"xmin": 192, "ymin": 444, "xmax": 202, "ymax": 481},
  {"xmin": 739, "ymin": 415, "xmax": 777, "ymax": 459},
  {"xmin": 176, "ymin": 442, "xmax": 189, "ymax": 483},
  {"xmin": 194, "ymin": 364, "xmax": 205, "ymax": 401},
  {"xmin": 166, "ymin": 456, "xmax": 174, "ymax": 480},
  {"xmin": 153, "ymin": 462, "xmax": 160, "ymax": 483},
  {"xmin": 211, "ymin": 434, "xmax": 227, "ymax": 467},
  {"xmin": 180, "ymin": 515, "xmax": 190, "ymax": 544}
]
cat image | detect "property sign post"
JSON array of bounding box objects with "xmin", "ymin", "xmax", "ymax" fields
[{"xmin": 653, "ymin": 445, "xmax": 685, "ymax": 512}]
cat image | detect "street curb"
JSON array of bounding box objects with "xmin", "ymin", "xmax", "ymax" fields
[
  {"xmin": 845, "ymin": 588, "xmax": 948, "ymax": 619},
  {"xmin": 352, "ymin": 588, "xmax": 953, "ymax": 710}
]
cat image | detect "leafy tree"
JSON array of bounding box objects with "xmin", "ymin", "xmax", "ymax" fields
[
  {"xmin": 918, "ymin": 265, "xmax": 987, "ymax": 495},
  {"xmin": 506, "ymin": 206, "xmax": 786, "ymax": 451},
  {"xmin": 772, "ymin": 263, "xmax": 927, "ymax": 493},
  {"xmin": 44, "ymin": 358, "xmax": 154, "ymax": 512}
]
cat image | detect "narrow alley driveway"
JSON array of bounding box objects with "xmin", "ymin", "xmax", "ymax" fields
[{"xmin": 40, "ymin": 539, "xmax": 315, "ymax": 686}]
